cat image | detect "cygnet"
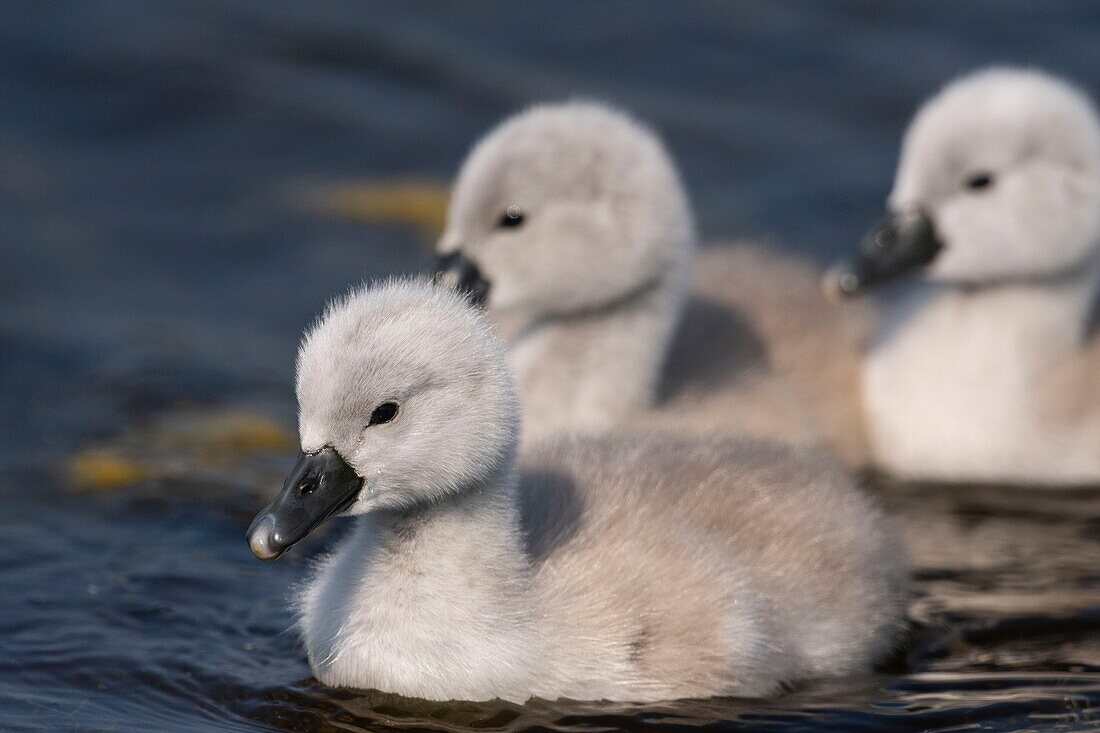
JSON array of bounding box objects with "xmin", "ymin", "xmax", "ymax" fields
[
  {"xmin": 825, "ymin": 68, "xmax": 1100, "ymax": 485},
  {"xmin": 246, "ymin": 279, "xmax": 907, "ymax": 702},
  {"xmin": 435, "ymin": 102, "xmax": 872, "ymax": 464}
]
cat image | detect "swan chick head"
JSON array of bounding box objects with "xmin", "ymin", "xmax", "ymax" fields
[
  {"xmin": 435, "ymin": 102, "xmax": 694, "ymax": 316},
  {"xmin": 247, "ymin": 279, "xmax": 518, "ymax": 560},
  {"xmin": 828, "ymin": 68, "xmax": 1100, "ymax": 295}
]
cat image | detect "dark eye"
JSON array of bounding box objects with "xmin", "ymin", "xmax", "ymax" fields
[
  {"xmin": 965, "ymin": 172, "xmax": 994, "ymax": 191},
  {"xmin": 368, "ymin": 401, "xmax": 399, "ymax": 426},
  {"xmin": 498, "ymin": 205, "xmax": 524, "ymax": 229}
]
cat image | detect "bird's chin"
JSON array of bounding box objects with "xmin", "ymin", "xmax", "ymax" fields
[
  {"xmin": 351, "ymin": 485, "xmax": 418, "ymax": 515},
  {"xmin": 482, "ymin": 284, "xmax": 520, "ymax": 313},
  {"xmin": 486, "ymin": 290, "xmax": 546, "ymax": 322}
]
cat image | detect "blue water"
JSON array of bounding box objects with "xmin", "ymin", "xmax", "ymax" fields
[{"xmin": 2, "ymin": 2, "xmax": 1099, "ymax": 731}]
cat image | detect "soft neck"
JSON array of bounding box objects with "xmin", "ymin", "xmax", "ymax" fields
[
  {"xmin": 505, "ymin": 271, "xmax": 686, "ymax": 437},
  {"xmin": 372, "ymin": 461, "xmax": 522, "ymax": 552},
  {"xmin": 301, "ymin": 455, "xmax": 542, "ymax": 698},
  {"xmin": 883, "ymin": 252, "xmax": 1100, "ymax": 352},
  {"xmin": 863, "ymin": 250, "xmax": 1100, "ymax": 481}
]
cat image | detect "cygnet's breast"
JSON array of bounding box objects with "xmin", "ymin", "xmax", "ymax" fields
[{"xmin": 863, "ymin": 285, "xmax": 1037, "ymax": 480}]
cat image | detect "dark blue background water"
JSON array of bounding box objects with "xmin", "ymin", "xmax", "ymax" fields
[{"xmin": 2, "ymin": 3, "xmax": 1099, "ymax": 731}]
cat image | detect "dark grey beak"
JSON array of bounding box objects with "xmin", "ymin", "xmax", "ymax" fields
[
  {"xmin": 823, "ymin": 209, "xmax": 943, "ymax": 298},
  {"xmin": 246, "ymin": 446, "xmax": 363, "ymax": 561},
  {"xmin": 432, "ymin": 251, "xmax": 490, "ymax": 307}
]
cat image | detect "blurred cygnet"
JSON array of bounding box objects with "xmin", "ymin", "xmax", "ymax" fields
[
  {"xmin": 825, "ymin": 68, "xmax": 1100, "ymax": 485},
  {"xmin": 436, "ymin": 102, "xmax": 871, "ymax": 463},
  {"xmin": 247, "ymin": 279, "xmax": 907, "ymax": 703}
]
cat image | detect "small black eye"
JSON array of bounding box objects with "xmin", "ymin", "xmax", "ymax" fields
[
  {"xmin": 498, "ymin": 205, "xmax": 524, "ymax": 229},
  {"xmin": 368, "ymin": 401, "xmax": 399, "ymax": 426},
  {"xmin": 965, "ymin": 172, "xmax": 994, "ymax": 191}
]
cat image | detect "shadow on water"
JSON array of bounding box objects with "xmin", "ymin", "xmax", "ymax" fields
[{"xmin": 3, "ymin": 1, "xmax": 1100, "ymax": 731}]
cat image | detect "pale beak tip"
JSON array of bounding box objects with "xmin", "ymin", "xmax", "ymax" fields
[
  {"xmin": 247, "ymin": 515, "xmax": 282, "ymax": 561},
  {"xmin": 821, "ymin": 266, "xmax": 859, "ymax": 302}
]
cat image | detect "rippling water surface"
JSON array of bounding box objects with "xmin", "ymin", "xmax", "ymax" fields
[{"xmin": 3, "ymin": 2, "xmax": 1099, "ymax": 731}]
